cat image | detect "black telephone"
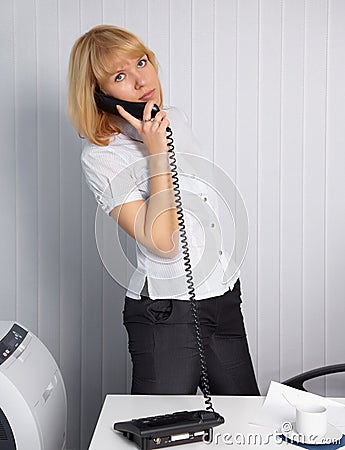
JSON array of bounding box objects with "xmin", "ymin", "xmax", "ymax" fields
[
  {"xmin": 95, "ymin": 90, "xmax": 225, "ymax": 448},
  {"xmin": 94, "ymin": 88, "xmax": 160, "ymax": 120}
]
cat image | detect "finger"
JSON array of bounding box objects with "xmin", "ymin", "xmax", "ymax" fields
[
  {"xmin": 149, "ymin": 116, "xmax": 167, "ymax": 128},
  {"xmin": 116, "ymin": 105, "xmax": 141, "ymax": 129},
  {"xmin": 158, "ymin": 117, "xmax": 170, "ymax": 128},
  {"xmin": 153, "ymin": 110, "xmax": 166, "ymax": 122},
  {"xmin": 142, "ymin": 100, "xmax": 157, "ymax": 121},
  {"xmin": 152, "ymin": 118, "xmax": 170, "ymax": 134}
]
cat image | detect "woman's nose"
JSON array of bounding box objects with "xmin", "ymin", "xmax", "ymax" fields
[{"xmin": 134, "ymin": 75, "xmax": 145, "ymax": 89}]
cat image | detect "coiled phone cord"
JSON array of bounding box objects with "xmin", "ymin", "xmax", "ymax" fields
[{"xmin": 166, "ymin": 127, "xmax": 215, "ymax": 413}]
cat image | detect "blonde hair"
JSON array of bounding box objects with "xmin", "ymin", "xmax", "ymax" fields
[{"xmin": 67, "ymin": 25, "xmax": 162, "ymax": 146}]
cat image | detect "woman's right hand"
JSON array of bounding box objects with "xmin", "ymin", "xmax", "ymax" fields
[{"xmin": 116, "ymin": 100, "xmax": 170, "ymax": 155}]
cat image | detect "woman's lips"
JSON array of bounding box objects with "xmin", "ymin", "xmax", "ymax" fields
[{"xmin": 139, "ymin": 89, "xmax": 155, "ymax": 101}]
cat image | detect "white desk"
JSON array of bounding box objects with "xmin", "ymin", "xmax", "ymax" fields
[{"xmin": 88, "ymin": 395, "xmax": 345, "ymax": 449}]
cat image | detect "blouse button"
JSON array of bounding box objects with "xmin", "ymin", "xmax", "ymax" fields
[
  {"xmin": 219, "ymin": 250, "xmax": 223, "ymax": 255},
  {"xmin": 203, "ymin": 197, "xmax": 208, "ymax": 202},
  {"xmin": 210, "ymin": 223, "xmax": 215, "ymax": 228}
]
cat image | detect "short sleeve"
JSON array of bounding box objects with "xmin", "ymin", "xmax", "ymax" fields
[{"xmin": 81, "ymin": 144, "xmax": 146, "ymax": 215}]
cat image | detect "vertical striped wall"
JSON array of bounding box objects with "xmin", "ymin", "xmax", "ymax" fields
[{"xmin": 1, "ymin": 1, "xmax": 344, "ymax": 449}]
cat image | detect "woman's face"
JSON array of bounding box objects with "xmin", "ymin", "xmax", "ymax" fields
[{"xmin": 101, "ymin": 54, "xmax": 161, "ymax": 106}]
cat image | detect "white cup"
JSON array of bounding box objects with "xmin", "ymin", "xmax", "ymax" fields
[{"xmin": 295, "ymin": 403, "xmax": 327, "ymax": 439}]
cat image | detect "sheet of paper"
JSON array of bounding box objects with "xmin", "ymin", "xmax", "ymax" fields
[{"xmin": 251, "ymin": 381, "xmax": 345, "ymax": 430}]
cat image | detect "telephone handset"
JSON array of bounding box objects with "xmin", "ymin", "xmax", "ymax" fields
[
  {"xmin": 94, "ymin": 89, "xmax": 224, "ymax": 448},
  {"xmin": 94, "ymin": 88, "xmax": 160, "ymax": 120}
]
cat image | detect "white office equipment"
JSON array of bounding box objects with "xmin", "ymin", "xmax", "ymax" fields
[{"xmin": 0, "ymin": 322, "xmax": 67, "ymax": 450}]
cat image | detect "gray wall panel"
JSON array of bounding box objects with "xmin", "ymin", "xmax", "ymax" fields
[
  {"xmin": 0, "ymin": 1, "xmax": 16, "ymax": 320},
  {"xmin": 257, "ymin": 0, "xmax": 282, "ymax": 391},
  {"xmin": 279, "ymin": 0, "xmax": 305, "ymax": 385},
  {"xmin": 325, "ymin": 0, "xmax": 345, "ymax": 397},
  {"xmin": 235, "ymin": 0, "xmax": 259, "ymax": 374},
  {"xmin": 303, "ymin": 0, "xmax": 328, "ymax": 396},
  {"xmin": 36, "ymin": 0, "xmax": 61, "ymax": 363},
  {"xmin": 14, "ymin": 0, "xmax": 39, "ymax": 332}
]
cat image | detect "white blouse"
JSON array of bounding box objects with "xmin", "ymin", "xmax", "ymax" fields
[{"xmin": 81, "ymin": 107, "xmax": 239, "ymax": 300}]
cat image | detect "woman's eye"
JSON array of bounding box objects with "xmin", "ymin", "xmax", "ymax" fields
[
  {"xmin": 137, "ymin": 58, "xmax": 147, "ymax": 68},
  {"xmin": 115, "ymin": 73, "xmax": 125, "ymax": 82}
]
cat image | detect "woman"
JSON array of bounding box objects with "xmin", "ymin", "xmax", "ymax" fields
[{"xmin": 68, "ymin": 25, "xmax": 259, "ymax": 396}]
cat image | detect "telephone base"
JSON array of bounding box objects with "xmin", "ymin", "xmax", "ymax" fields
[{"xmin": 114, "ymin": 409, "xmax": 224, "ymax": 449}]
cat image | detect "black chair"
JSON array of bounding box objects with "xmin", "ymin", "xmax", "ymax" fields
[{"xmin": 283, "ymin": 364, "xmax": 345, "ymax": 392}]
